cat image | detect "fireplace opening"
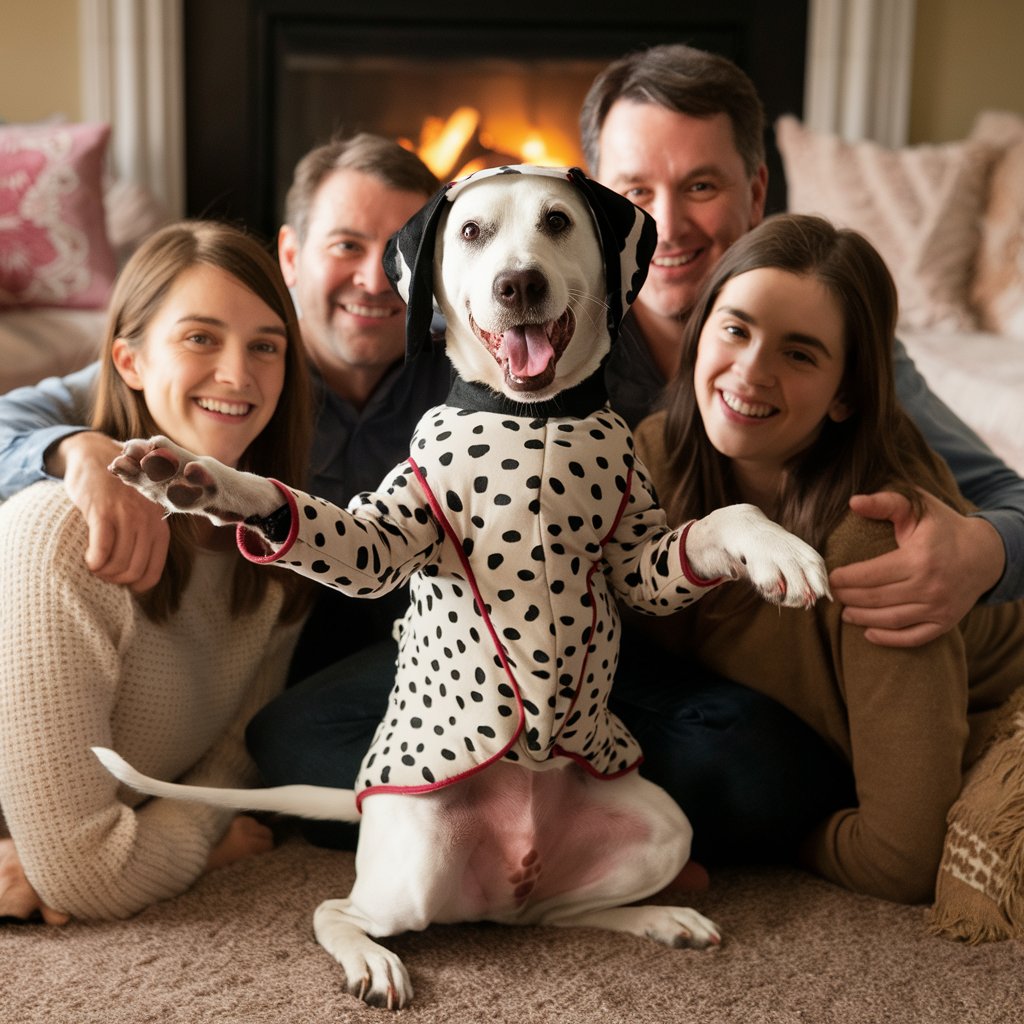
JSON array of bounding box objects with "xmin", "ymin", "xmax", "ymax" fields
[
  {"xmin": 184, "ymin": 2, "xmax": 809, "ymax": 237},
  {"xmin": 278, "ymin": 51, "xmax": 607, "ymax": 196}
]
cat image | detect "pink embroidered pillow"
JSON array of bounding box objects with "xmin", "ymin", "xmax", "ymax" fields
[
  {"xmin": 776, "ymin": 116, "xmax": 995, "ymax": 331},
  {"xmin": 970, "ymin": 112, "xmax": 1024, "ymax": 338},
  {"xmin": 0, "ymin": 122, "xmax": 117, "ymax": 309}
]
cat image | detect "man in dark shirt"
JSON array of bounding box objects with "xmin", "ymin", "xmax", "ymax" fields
[{"xmin": 0, "ymin": 134, "xmax": 448, "ymax": 674}]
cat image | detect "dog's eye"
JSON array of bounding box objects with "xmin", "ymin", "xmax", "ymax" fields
[
  {"xmin": 461, "ymin": 221, "xmax": 480, "ymax": 241},
  {"xmin": 546, "ymin": 211, "xmax": 571, "ymax": 233}
]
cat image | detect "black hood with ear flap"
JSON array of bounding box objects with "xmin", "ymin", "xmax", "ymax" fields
[
  {"xmin": 564, "ymin": 167, "xmax": 657, "ymax": 342},
  {"xmin": 382, "ymin": 165, "xmax": 657, "ymax": 363},
  {"xmin": 382, "ymin": 182, "xmax": 455, "ymax": 363}
]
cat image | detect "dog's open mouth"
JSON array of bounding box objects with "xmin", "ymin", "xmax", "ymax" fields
[{"xmin": 470, "ymin": 308, "xmax": 576, "ymax": 393}]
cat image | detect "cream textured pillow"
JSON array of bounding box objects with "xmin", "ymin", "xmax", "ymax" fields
[
  {"xmin": 970, "ymin": 111, "xmax": 1024, "ymax": 338},
  {"xmin": 776, "ymin": 116, "xmax": 995, "ymax": 331}
]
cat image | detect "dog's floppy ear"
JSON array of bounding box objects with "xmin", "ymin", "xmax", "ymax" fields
[
  {"xmin": 566, "ymin": 167, "xmax": 657, "ymax": 341},
  {"xmin": 383, "ymin": 183, "xmax": 454, "ymax": 362}
]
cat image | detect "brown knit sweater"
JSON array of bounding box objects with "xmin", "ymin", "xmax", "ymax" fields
[
  {"xmin": 635, "ymin": 412, "xmax": 1024, "ymax": 904},
  {"xmin": 0, "ymin": 482, "xmax": 300, "ymax": 920}
]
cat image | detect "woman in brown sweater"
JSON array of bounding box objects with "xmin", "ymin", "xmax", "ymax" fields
[{"xmin": 633, "ymin": 214, "xmax": 1024, "ymax": 904}]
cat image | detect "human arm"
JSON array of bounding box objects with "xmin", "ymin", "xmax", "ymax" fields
[
  {"xmin": 0, "ymin": 364, "xmax": 96, "ymax": 498},
  {"xmin": 800, "ymin": 520, "xmax": 972, "ymax": 903},
  {"xmin": 0, "ymin": 364, "xmax": 170, "ymax": 591},
  {"xmin": 831, "ymin": 340, "xmax": 1024, "ymax": 642},
  {"xmin": 829, "ymin": 489, "xmax": 1005, "ymax": 647}
]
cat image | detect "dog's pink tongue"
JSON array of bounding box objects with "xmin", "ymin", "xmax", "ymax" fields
[{"xmin": 504, "ymin": 324, "xmax": 553, "ymax": 379}]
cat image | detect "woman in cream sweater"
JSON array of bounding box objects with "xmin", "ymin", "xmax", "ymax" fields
[
  {"xmin": 632, "ymin": 214, "xmax": 1024, "ymax": 904},
  {"xmin": 0, "ymin": 222, "xmax": 312, "ymax": 922}
]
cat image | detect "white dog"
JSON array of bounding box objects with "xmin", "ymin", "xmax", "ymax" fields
[{"xmin": 97, "ymin": 166, "xmax": 829, "ymax": 1010}]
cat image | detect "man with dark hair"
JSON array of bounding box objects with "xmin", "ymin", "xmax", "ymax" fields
[
  {"xmin": 584, "ymin": 44, "xmax": 1023, "ymax": 637},
  {"xmin": 576, "ymin": 44, "xmax": 1024, "ymax": 863},
  {"xmin": 0, "ymin": 133, "xmax": 449, "ymax": 674}
]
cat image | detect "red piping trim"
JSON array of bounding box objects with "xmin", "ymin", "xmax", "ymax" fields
[
  {"xmin": 235, "ymin": 480, "xmax": 299, "ymax": 563},
  {"xmin": 678, "ymin": 520, "xmax": 725, "ymax": 587},
  {"xmin": 355, "ymin": 458, "xmax": 527, "ymax": 811}
]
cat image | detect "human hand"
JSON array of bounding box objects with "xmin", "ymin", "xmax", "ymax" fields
[
  {"xmin": 204, "ymin": 815, "xmax": 275, "ymax": 873},
  {"xmin": 829, "ymin": 490, "xmax": 1006, "ymax": 647},
  {"xmin": 55, "ymin": 431, "xmax": 171, "ymax": 593},
  {"xmin": 0, "ymin": 838, "xmax": 70, "ymax": 925}
]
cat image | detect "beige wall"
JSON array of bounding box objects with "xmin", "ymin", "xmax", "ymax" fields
[
  {"xmin": 0, "ymin": 0, "xmax": 80, "ymax": 122},
  {"xmin": 910, "ymin": 0, "xmax": 1024, "ymax": 142},
  {"xmin": 2, "ymin": 2, "xmax": 1022, "ymax": 143}
]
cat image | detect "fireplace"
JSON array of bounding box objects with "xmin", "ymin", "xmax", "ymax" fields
[{"xmin": 183, "ymin": 1, "xmax": 808, "ymax": 238}]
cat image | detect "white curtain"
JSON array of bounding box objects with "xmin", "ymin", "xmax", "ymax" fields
[
  {"xmin": 78, "ymin": 0, "xmax": 185, "ymax": 216},
  {"xmin": 804, "ymin": 0, "xmax": 917, "ymax": 146}
]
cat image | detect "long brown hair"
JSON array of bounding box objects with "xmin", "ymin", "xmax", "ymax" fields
[
  {"xmin": 92, "ymin": 220, "xmax": 314, "ymax": 622},
  {"xmin": 659, "ymin": 214, "xmax": 962, "ymax": 547}
]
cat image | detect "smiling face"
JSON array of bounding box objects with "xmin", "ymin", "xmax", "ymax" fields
[
  {"xmin": 596, "ymin": 101, "xmax": 766, "ymax": 330},
  {"xmin": 694, "ymin": 267, "xmax": 850, "ymax": 507},
  {"xmin": 278, "ymin": 168, "xmax": 430, "ymax": 404},
  {"xmin": 112, "ymin": 264, "xmax": 287, "ymax": 468},
  {"xmin": 432, "ymin": 174, "xmax": 606, "ymax": 402}
]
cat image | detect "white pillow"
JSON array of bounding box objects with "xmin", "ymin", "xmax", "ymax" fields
[
  {"xmin": 776, "ymin": 116, "xmax": 996, "ymax": 331},
  {"xmin": 970, "ymin": 111, "xmax": 1024, "ymax": 339}
]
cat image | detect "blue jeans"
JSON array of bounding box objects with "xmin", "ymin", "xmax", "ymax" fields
[{"xmin": 246, "ymin": 632, "xmax": 854, "ymax": 861}]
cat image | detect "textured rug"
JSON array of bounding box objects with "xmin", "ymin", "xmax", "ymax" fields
[{"xmin": 3, "ymin": 834, "xmax": 1022, "ymax": 1023}]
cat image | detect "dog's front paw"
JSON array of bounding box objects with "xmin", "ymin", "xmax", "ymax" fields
[
  {"xmin": 314, "ymin": 899, "xmax": 413, "ymax": 1010},
  {"xmin": 109, "ymin": 436, "xmax": 281, "ymax": 527},
  {"xmin": 685, "ymin": 504, "xmax": 830, "ymax": 609}
]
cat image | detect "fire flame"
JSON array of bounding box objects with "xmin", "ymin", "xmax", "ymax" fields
[{"xmin": 400, "ymin": 105, "xmax": 581, "ymax": 180}]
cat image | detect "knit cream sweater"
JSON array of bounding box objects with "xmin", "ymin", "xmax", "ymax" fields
[{"xmin": 0, "ymin": 482, "xmax": 301, "ymax": 920}]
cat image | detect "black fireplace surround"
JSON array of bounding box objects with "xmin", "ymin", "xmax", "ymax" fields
[{"xmin": 184, "ymin": 0, "xmax": 808, "ymax": 239}]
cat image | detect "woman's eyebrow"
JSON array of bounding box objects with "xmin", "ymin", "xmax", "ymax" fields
[
  {"xmin": 176, "ymin": 314, "xmax": 287, "ymax": 336},
  {"xmin": 716, "ymin": 305, "xmax": 834, "ymax": 357}
]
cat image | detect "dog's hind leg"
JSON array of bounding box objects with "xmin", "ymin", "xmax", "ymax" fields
[
  {"xmin": 547, "ymin": 902, "xmax": 721, "ymax": 950},
  {"xmin": 533, "ymin": 771, "xmax": 722, "ymax": 950}
]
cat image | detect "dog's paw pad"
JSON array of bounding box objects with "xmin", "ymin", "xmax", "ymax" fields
[
  {"xmin": 139, "ymin": 449, "xmax": 180, "ymax": 482},
  {"xmin": 166, "ymin": 481, "xmax": 206, "ymax": 509},
  {"xmin": 183, "ymin": 461, "xmax": 217, "ymax": 489}
]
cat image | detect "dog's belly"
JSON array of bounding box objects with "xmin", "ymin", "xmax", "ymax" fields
[{"xmin": 428, "ymin": 761, "xmax": 653, "ymax": 924}]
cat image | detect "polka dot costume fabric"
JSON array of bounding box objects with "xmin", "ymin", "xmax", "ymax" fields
[{"xmin": 245, "ymin": 403, "xmax": 720, "ymax": 806}]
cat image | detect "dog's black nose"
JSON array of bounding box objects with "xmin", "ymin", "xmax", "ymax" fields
[{"xmin": 494, "ymin": 269, "xmax": 548, "ymax": 311}]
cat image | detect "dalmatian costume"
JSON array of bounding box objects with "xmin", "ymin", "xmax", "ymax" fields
[{"xmin": 239, "ymin": 167, "xmax": 724, "ymax": 808}]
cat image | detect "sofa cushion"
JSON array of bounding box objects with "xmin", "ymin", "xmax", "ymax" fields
[
  {"xmin": 775, "ymin": 116, "xmax": 995, "ymax": 332},
  {"xmin": 970, "ymin": 111, "xmax": 1024, "ymax": 339},
  {"xmin": 0, "ymin": 122, "xmax": 117, "ymax": 310}
]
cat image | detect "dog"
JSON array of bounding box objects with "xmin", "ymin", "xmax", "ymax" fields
[{"xmin": 95, "ymin": 166, "xmax": 830, "ymax": 1010}]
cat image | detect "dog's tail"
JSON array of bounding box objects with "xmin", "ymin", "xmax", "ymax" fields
[{"xmin": 92, "ymin": 747, "xmax": 359, "ymax": 822}]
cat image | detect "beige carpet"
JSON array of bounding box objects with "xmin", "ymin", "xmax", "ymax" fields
[{"xmin": 3, "ymin": 833, "xmax": 1022, "ymax": 1023}]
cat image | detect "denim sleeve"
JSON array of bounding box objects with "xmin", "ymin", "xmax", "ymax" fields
[
  {"xmin": 895, "ymin": 337, "xmax": 1024, "ymax": 603},
  {"xmin": 0, "ymin": 362, "xmax": 100, "ymax": 500}
]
